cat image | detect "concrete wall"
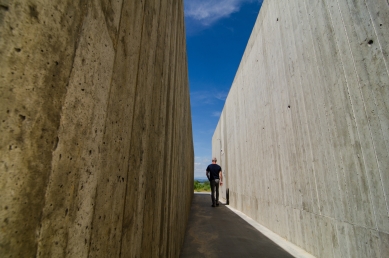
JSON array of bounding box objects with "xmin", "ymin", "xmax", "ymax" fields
[
  {"xmin": 213, "ymin": 0, "xmax": 389, "ymax": 257},
  {"xmin": 0, "ymin": 0, "xmax": 193, "ymax": 257}
]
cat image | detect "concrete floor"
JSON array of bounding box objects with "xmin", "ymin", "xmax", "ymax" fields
[{"xmin": 180, "ymin": 193, "xmax": 295, "ymax": 258}]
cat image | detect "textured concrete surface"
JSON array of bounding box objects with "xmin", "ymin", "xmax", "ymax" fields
[
  {"xmin": 0, "ymin": 0, "xmax": 193, "ymax": 257},
  {"xmin": 180, "ymin": 193, "xmax": 295, "ymax": 258},
  {"xmin": 213, "ymin": 0, "xmax": 389, "ymax": 257}
]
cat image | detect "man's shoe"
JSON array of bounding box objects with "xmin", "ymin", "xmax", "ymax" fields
[
  {"xmin": 211, "ymin": 204, "xmax": 215, "ymax": 207},
  {"xmin": 216, "ymin": 202, "xmax": 219, "ymax": 206}
]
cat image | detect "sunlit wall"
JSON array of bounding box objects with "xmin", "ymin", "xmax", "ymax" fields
[
  {"xmin": 0, "ymin": 1, "xmax": 193, "ymax": 257},
  {"xmin": 213, "ymin": 0, "xmax": 389, "ymax": 257}
]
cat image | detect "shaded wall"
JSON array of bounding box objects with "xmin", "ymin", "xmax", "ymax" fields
[
  {"xmin": 0, "ymin": 0, "xmax": 193, "ymax": 257},
  {"xmin": 213, "ymin": 0, "xmax": 389, "ymax": 257}
]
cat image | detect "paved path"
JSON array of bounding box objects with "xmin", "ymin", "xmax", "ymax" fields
[{"xmin": 180, "ymin": 193, "xmax": 295, "ymax": 258}]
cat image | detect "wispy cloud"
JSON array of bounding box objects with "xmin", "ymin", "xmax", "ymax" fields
[
  {"xmin": 190, "ymin": 90, "xmax": 228, "ymax": 105},
  {"xmin": 194, "ymin": 156, "xmax": 212, "ymax": 178},
  {"xmin": 190, "ymin": 91, "xmax": 212, "ymax": 104},
  {"xmin": 185, "ymin": 0, "xmax": 254, "ymax": 26},
  {"xmin": 212, "ymin": 111, "xmax": 221, "ymax": 117},
  {"xmin": 185, "ymin": 0, "xmax": 239, "ymax": 26},
  {"xmin": 215, "ymin": 91, "xmax": 228, "ymax": 101}
]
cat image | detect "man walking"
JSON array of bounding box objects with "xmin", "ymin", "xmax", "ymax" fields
[{"xmin": 206, "ymin": 157, "xmax": 223, "ymax": 207}]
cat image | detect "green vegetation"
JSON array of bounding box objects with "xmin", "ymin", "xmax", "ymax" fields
[{"xmin": 194, "ymin": 180, "xmax": 211, "ymax": 192}]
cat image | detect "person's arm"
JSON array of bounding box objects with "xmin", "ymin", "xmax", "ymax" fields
[
  {"xmin": 219, "ymin": 171, "xmax": 223, "ymax": 185},
  {"xmin": 206, "ymin": 169, "xmax": 210, "ymax": 180}
]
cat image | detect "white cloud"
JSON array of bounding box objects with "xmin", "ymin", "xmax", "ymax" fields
[
  {"xmin": 215, "ymin": 91, "xmax": 228, "ymax": 101},
  {"xmin": 185, "ymin": 0, "xmax": 253, "ymax": 26},
  {"xmin": 190, "ymin": 90, "xmax": 228, "ymax": 105},
  {"xmin": 194, "ymin": 156, "xmax": 212, "ymax": 178},
  {"xmin": 190, "ymin": 91, "xmax": 212, "ymax": 104},
  {"xmin": 212, "ymin": 111, "xmax": 221, "ymax": 117}
]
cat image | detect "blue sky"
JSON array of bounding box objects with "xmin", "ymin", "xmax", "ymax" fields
[{"xmin": 184, "ymin": 0, "xmax": 263, "ymax": 178}]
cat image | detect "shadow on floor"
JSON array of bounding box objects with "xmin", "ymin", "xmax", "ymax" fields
[{"xmin": 180, "ymin": 193, "xmax": 294, "ymax": 258}]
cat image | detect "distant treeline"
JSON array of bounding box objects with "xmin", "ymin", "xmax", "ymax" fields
[{"xmin": 194, "ymin": 180, "xmax": 210, "ymax": 192}]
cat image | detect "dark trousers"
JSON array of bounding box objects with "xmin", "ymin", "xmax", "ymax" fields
[{"xmin": 210, "ymin": 179, "xmax": 220, "ymax": 205}]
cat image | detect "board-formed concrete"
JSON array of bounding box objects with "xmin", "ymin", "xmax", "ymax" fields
[
  {"xmin": 213, "ymin": 0, "xmax": 389, "ymax": 257},
  {"xmin": 0, "ymin": 0, "xmax": 193, "ymax": 257}
]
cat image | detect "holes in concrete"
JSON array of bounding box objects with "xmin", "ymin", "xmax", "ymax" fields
[
  {"xmin": 14, "ymin": 48, "xmax": 21, "ymax": 52},
  {"xmin": 288, "ymin": 105, "xmax": 291, "ymax": 108},
  {"xmin": 29, "ymin": 5, "xmax": 39, "ymax": 20},
  {"xmin": 65, "ymin": 208, "xmax": 68, "ymax": 216},
  {"xmin": 53, "ymin": 137, "xmax": 59, "ymax": 151},
  {"xmin": 277, "ymin": 18, "xmax": 278, "ymax": 21},
  {"xmin": 368, "ymin": 40, "xmax": 373, "ymax": 46},
  {"xmin": 19, "ymin": 114, "xmax": 26, "ymax": 121}
]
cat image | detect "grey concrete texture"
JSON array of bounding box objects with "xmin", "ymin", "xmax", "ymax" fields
[
  {"xmin": 213, "ymin": 0, "xmax": 389, "ymax": 257},
  {"xmin": 0, "ymin": 0, "xmax": 193, "ymax": 257}
]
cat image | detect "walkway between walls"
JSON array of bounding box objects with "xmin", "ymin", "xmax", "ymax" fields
[{"xmin": 180, "ymin": 193, "xmax": 315, "ymax": 258}]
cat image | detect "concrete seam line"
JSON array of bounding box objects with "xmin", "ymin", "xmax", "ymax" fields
[{"xmin": 225, "ymin": 205, "xmax": 317, "ymax": 258}]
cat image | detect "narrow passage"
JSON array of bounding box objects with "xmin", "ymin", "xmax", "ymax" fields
[{"xmin": 180, "ymin": 193, "xmax": 295, "ymax": 258}]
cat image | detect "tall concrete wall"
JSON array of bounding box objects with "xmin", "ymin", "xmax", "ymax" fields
[
  {"xmin": 213, "ymin": 0, "xmax": 389, "ymax": 257},
  {"xmin": 0, "ymin": 0, "xmax": 193, "ymax": 257}
]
